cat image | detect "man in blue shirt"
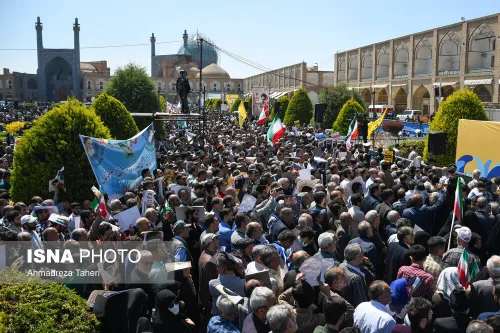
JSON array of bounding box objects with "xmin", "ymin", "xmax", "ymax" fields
[
  {"xmin": 218, "ymin": 208, "xmax": 234, "ymax": 252},
  {"xmin": 207, "ymin": 295, "xmax": 240, "ymax": 333},
  {"xmin": 209, "ymin": 252, "xmax": 245, "ymax": 315},
  {"xmin": 171, "ymin": 221, "xmax": 191, "ymax": 262}
]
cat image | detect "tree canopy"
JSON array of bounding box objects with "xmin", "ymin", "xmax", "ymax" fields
[
  {"xmin": 283, "ymin": 88, "xmax": 313, "ymax": 126},
  {"xmin": 91, "ymin": 93, "xmax": 138, "ymax": 139},
  {"xmin": 319, "ymin": 83, "xmax": 366, "ymax": 128},
  {"xmin": 332, "ymin": 98, "xmax": 366, "ymax": 135}
]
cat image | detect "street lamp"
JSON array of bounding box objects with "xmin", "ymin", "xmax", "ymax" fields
[{"xmin": 371, "ymin": 89, "xmax": 376, "ymax": 118}]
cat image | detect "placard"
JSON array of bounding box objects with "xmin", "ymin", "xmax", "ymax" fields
[
  {"xmin": 237, "ymin": 194, "xmax": 257, "ymax": 213},
  {"xmin": 113, "ymin": 206, "xmax": 141, "ymax": 232},
  {"xmin": 298, "ymin": 169, "xmax": 311, "ymax": 180}
]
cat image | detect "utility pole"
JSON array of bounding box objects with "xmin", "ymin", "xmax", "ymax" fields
[{"xmin": 198, "ymin": 36, "xmax": 205, "ymax": 138}]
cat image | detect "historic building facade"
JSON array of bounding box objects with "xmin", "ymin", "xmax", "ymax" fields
[
  {"xmin": 243, "ymin": 62, "xmax": 334, "ymax": 105},
  {"xmin": 150, "ymin": 31, "xmax": 243, "ymax": 104},
  {"xmin": 0, "ymin": 68, "xmax": 39, "ymax": 102},
  {"xmin": 334, "ymin": 13, "xmax": 500, "ymax": 115}
]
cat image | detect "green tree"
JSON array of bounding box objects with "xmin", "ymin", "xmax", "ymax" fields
[
  {"xmin": 159, "ymin": 95, "xmax": 166, "ymax": 112},
  {"xmin": 91, "ymin": 93, "xmax": 138, "ymax": 139},
  {"xmin": 319, "ymin": 83, "xmax": 366, "ymax": 128},
  {"xmin": 11, "ymin": 98, "xmax": 111, "ymax": 202},
  {"xmin": 0, "ymin": 268, "xmax": 100, "ymax": 332},
  {"xmin": 283, "ymin": 88, "xmax": 314, "ymax": 126},
  {"xmin": 105, "ymin": 63, "xmax": 158, "ymax": 131},
  {"xmin": 424, "ymin": 89, "xmax": 488, "ymax": 166},
  {"xmin": 231, "ymin": 98, "xmax": 242, "ymax": 111},
  {"xmin": 332, "ymin": 98, "xmax": 366, "ymax": 135}
]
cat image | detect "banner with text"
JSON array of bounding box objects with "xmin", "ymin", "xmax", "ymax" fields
[{"xmin": 252, "ymin": 87, "xmax": 270, "ymax": 117}]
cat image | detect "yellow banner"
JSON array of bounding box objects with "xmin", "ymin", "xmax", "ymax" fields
[
  {"xmin": 367, "ymin": 109, "xmax": 387, "ymax": 138},
  {"xmin": 238, "ymin": 101, "xmax": 247, "ymax": 129},
  {"xmin": 456, "ymin": 119, "xmax": 500, "ymax": 179},
  {"xmin": 226, "ymin": 94, "xmax": 239, "ymax": 110}
]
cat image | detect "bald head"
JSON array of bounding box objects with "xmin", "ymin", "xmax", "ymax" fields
[
  {"xmin": 17, "ymin": 232, "xmax": 31, "ymax": 241},
  {"xmin": 136, "ymin": 217, "xmax": 150, "ymax": 234},
  {"xmin": 290, "ymin": 250, "xmax": 309, "ymax": 269},
  {"xmin": 42, "ymin": 227, "xmax": 59, "ymax": 241}
]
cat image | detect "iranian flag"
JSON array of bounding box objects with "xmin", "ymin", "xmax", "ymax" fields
[
  {"xmin": 453, "ymin": 177, "xmax": 463, "ymax": 222},
  {"xmin": 458, "ymin": 248, "xmax": 479, "ymax": 288},
  {"xmin": 267, "ymin": 115, "xmax": 285, "ymax": 146},
  {"xmin": 90, "ymin": 186, "xmax": 110, "ymax": 219},
  {"xmin": 258, "ymin": 101, "xmax": 269, "ymax": 125},
  {"xmin": 345, "ymin": 118, "xmax": 359, "ymax": 151}
]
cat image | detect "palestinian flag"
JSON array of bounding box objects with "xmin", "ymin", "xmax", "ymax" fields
[
  {"xmin": 458, "ymin": 248, "xmax": 479, "ymax": 288},
  {"xmin": 453, "ymin": 177, "xmax": 463, "ymax": 222},
  {"xmin": 345, "ymin": 118, "xmax": 358, "ymax": 151},
  {"xmin": 267, "ymin": 115, "xmax": 285, "ymax": 146},
  {"xmin": 90, "ymin": 186, "xmax": 110, "ymax": 219}
]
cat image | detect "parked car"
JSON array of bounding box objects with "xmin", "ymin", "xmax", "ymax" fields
[{"xmin": 396, "ymin": 109, "xmax": 422, "ymax": 121}]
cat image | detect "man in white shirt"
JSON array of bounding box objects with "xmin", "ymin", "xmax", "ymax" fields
[{"xmin": 354, "ymin": 280, "xmax": 396, "ymax": 333}]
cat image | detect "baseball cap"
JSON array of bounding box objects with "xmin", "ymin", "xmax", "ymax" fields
[
  {"xmin": 457, "ymin": 226, "xmax": 472, "ymax": 242},
  {"xmin": 201, "ymin": 233, "xmax": 219, "ymax": 247},
  {"xmin": 20, "ymin": 215, "xmax": 37, "ymax": 225},
  {"xmin": 173, "ymin": 221, "xmax": 191, "ymax": 234}
]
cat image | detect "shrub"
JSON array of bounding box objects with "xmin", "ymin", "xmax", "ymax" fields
[
  {"xmin": 382, "ymin": 121, "xmax": 404, "ymax": 136},
  {"xmin": 423, "ymin": 89, "xmax": 488, "ymax": 166},
  {"xmin": 332, "ymin": 98, "xmax": 366, "ymax": 135},
  {"xmin": 389, "ymin": 140, "xmax": 425, "ymax": 158},
  {"xmin": 319, "ymin": 83, "xmax": 366, "ymax": 128},
  {"xmin": 6, "ymin": 121, "xmax": 24, "ymax": 133},
  {"xmin": 0, "ymin": 268, "xmax": 100, "ymax": 332},
  {"xmin": 11, "ymin": 98, "xmax": 111, "ymax": 202},
  {"xmin": 231, "ymin": 98, "xmax": 242, "ymax": 111},
  {"xmin": 275, "ymin": 94, "xmax": 289, "ymax": 121},
  {"xmin": 283, "ymin": 88, "xmax": 314, "ymax": 126},
  {"xmin": 91, "ymin": 93, "xmax": 138, "ymax": 139}
]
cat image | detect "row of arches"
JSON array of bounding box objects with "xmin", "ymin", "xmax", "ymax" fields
[
  {"xmin": 358, "ymin": 84, "xmax": 492, "ymax": 115},
  {"xmin": 338, "ymin": 23, "xmax": 496, "ymax": 81}
]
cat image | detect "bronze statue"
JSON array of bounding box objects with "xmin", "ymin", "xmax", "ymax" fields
[{"xmin": 176, "ymin": 69, "xmax": 191, "ymax": 114}]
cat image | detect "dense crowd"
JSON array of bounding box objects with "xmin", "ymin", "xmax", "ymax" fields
[{"xmin": 1, "ymin": 110, "xmax": 500, "ymax": 333}]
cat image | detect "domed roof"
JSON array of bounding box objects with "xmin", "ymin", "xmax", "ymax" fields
[
  {"xmin": 178, "ymin": 33, "xmax": 219, "ymax": 69},
  {"xmin": 80, "ymin": 62, "xmax": 96, "ymax": 73},
  {"xmin": 195, "ymin": 64, "xmax": 230, "ymax": 79}
]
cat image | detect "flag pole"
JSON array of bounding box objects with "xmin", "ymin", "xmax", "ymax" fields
[{"xmin": 447, "ymin": 210, "xmax": 456, "ymax": 251}]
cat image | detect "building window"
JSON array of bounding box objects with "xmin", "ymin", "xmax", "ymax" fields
[
  {"xmin": 87, "ymin": 81, "xmax": 91, "ymax": 90},
  {"xmin": 157, "ymin": 82, "xmax": 162, "ymax": 91},
  {"xmin": 99, "ymin": 81, "xmax": 104, "ymax": 90},
  {"xmin": 238, "ymin": 88, "xmax": 241, "ymax": 92},
  {"xmin": 227, "ymin": 84, "xmax": 230, "ymax": 87},
  {"xmin": 8, "ymin": 80, "xmax": 12, "ymax": 89},
  {"xmin": 28, "ymin": 78, "xmax": 38, "ymax": 89},
  {"xmin": 0, "ymin": 81, "xmax": 2, "ymax": 89}
]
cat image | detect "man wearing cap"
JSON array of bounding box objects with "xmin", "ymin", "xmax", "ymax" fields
[
  {"xmin": 198, "ymin": 233, "xmax": 220, "ymax": 324},
  {"xmin": 170, "ymin": 221, "xmax": 193, "ymax": 265},
  {"xmin": 34, "ymin": 206, "xmax": 51, "ymax": 239},
  {"xmin": 443, "ymin": 226, "xmax": 481, "ymax": 269},
  {"xmin": 21, "ymin": 215, "xmax": 43, "ymax": 249}
]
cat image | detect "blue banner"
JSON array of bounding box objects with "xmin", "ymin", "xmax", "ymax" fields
[
  {"xmin": 376, "ymin": 120, "xmax": 429, "ymax": 137},
  {"xmin": 80, "ymin": 123, "xmax": 157, "ymax": 200}
]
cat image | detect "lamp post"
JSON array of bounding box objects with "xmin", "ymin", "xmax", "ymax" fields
[{"xmin": 371, "ymin": 89, "xmax": 376, "ymax": 119}]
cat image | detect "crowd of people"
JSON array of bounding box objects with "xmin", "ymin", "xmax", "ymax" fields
[{"xmin": 2, "ymin": 110, "xmax": 500, "ymax": 333}]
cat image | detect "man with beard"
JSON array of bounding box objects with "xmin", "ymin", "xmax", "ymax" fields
[{"xmin": 21, "ymin": 215, "xmax": 43, "ymax": 249}]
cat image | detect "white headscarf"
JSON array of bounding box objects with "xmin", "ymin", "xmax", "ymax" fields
[{"xmin": 436, "ymin": 267, "xmax": 463, "ymax": 300}]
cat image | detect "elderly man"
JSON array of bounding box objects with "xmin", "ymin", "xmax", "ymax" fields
[
  {"xmin": 354, "ymin": 281, "xmax": 396, "ymax": 333},
  {"xmin": 269, "ymin": 207, "xmax": 294, "ymax": 243},
  {"xmin": 384, "ymin": 226, "xmax": 413, "ymax": 283},
  {"xmin": 267, "ymin": 304, "xmax": 297, "ymax": 333},
  {"xmin": 207, "ymin": 295, "xmax": 240, "ymax": 333},
  {"xmin": 128, "ymin": 250, "xmax": 155, "ymax": 314},
  {"xmin": 199, "ymin": 233, "xmax": 220, "ymax": 324},
  {"xmin": 21, "ymin": 215, "xmax": 43, "ymax": 249},
  {"xmin": 339, "ymin": 244, "xmax": 370, "ymax": 307},
  {"xmin": 209, "ymin": 252, "xmax": 245, "ymax": 315},
  {"xmin": 402, "ymin": 192, "xmax": 444, "ymax": 234},
  {"xmin": 347, "ymin": 193, "xmax": 364, "ymax": 238},
  {"xmin": 135, "ymin": 217, "xmax": 151, "ymax": 238},
  {"xmin": 246, "ymin": 222, "xmax": 268, "ymax": 245},
  {"xmin": 242, "ymin": 286, "xmax": 275, "ymax": 333},
  {"xmin": 335, "ymin": 212, "xmax": 352, "ymax": 262},
  {"xmin": 348, "ymin": 221, "xmax": 377, "ymax": 270},
  {"xmin": 313, "ymin": 232, "xmax": 338, "ymax": 264},
  {"xmin": 322, "ymin": 266, "xmax": 355, "ymax": 324},
  {"xmin": 471, "ymin": 255, "xmax": 500, "ymax": 318},
  {"xmin": 443, "ymin": 226, "xmax": 481, "ymax": 268}
]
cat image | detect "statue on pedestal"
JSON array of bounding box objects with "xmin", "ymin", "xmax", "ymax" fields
[{"xmin": 176, "ymin": 69, "xmax": 191, "ymax": 114}]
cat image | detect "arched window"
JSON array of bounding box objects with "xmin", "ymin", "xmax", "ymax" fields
[
  {"xmin": 414, "ymin": 38, "xmax": 432, "ymax": 76},
  {"xmin": 377, "ymin": 46, "xmax": 389, "ymax": 79},
  {"xmin": 361, "ymin": 49, "xmax": 372, "ymax": 81},
  {"xmin": 337, "ymin": 55, "xmax": 346, "ymax": 82},
  {"xmin": 438, "ymin": 31, "xmax": 461, "ymax": 74},
  {"xmin": 27, "ymin": 78, "xmax": 38, "ymax": 89},
  {"xmin": 348, "ymin": 54, "xmax": 358, "ymax": 81},
  {"xmin": 87, "ymin": 80, "xmax": 91, "ymax": 90},
  {"xmin": 99, "ymin": 81, "xmax": 104, "ymax": 90},
  {"xmin": 468, "ymin": 24, "xmax": 496, "ymax": 73},
  {"xmin": 377, "ymin": 89, "xmax": 388, "ymax": 104},
  {"xmin": 394, "ymin": 41, "xmax": 409, "ymax": 78},
  {"xmin": 157, "ymin": 81, "xmax": 162, "ymax": 91},
  {"xmin": 473, "ymin": 85, "xmax": 492, "ymax": 102},
  {"xmin": 8, "ymin": 80, "xmax": 12, "ymax": 89}
]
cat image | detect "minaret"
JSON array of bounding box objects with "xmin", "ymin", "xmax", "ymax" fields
[
  {"xmin": 183, "ymin": 30, "xmax": 188, "ymax": 48},
  {"xmin": 150, "ymin": 33, "xmax": 156, "ymax": 76},
  {"xmin": 73, "ymin": 18, "xmax": 81, "ymax": 99},
  {"xmin": 35, "ymin": 17, "xmax": 46, "ymax": 100}
]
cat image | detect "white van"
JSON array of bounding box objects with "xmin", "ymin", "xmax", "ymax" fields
[{"xmin": 396, "ymin": 110, "xmax": 422, "ymax": 121}]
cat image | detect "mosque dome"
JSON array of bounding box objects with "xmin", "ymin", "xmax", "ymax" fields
[
  {"xmin": 195, "ymin": 64, "xmax": 230, "ymax": 79},
  {"xmin": 80, "ymin": 63, "xmax": 97, "ymax": 73},
  {"xmin": 178, "ymin": 32, "xmax": 219, "ymax": 69}
]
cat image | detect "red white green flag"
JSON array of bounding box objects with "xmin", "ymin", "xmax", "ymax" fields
[
  {"xmin": 345, "ymin": 118, "xmax": 358, "ymax": 151},
  {"xmin": 90, "ymin": 186, "xmax": 110, "ymax": 219},
  {"xmin": 453, "ymin": 177, "xmax": 463, "ymax": 222},
  {"xmin": 267, "ymin": 115, "xmax": 285, "ymax": 146},
  {"xmin": 457, "ymin": 248, "xmax": 479, "ymax": 288},
  {"xmin": 258, "ymin": 101, "xmax": 270, "ymax": 125}
]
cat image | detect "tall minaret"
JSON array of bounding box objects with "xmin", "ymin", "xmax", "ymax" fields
[
  {"xmin": 73, "ymin": 18, "xmax": 81, "ymax": 99},
  {"xmin": 183, "ymin": 30, "xmax": 188, "ymax": 49},
  {"xmin": 150, "ymin": 33, "xmax": 156, "ymax": 76},
  {"xmin": 35, "ymin": 17, "xmax": 46, "ymax": 100}
]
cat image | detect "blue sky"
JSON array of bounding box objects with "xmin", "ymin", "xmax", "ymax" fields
[{"xmin": 0, "ymin": 0, "xmax": 498, "ymax": 78}]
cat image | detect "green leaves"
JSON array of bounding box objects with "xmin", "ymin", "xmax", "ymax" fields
[
  {"xmin": 319, "ymin": 83, "xmax": 366, "ymax": 128},
  {"xmin": 283, "ymin": 88, "xmax": 313, "ymax": 126},
  {"xmin": 332, "ymin": 97, "xmax": 366, "ymax": 135},
  {"xmin": 11, "ymin": 98, "xmax": 111, "ymax": 202},
  {"xmin": 231, "ymin": 98, "xmax": 242, "ymax": 111},
  {"xmin": 91, "ymin": 93, "xmax": 139, "ymax": 140},
  {"xmin": 423, "ymin": 89, "xmax": 488, "ymax": 166}
]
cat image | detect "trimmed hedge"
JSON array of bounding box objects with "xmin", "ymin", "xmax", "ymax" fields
[
  {"xmin": 319, "ymin": 83, "xmax": 366, "ymax": 128},
  {"xmin": 11, "ymin": 98, "xmax": 111, "ymax": 202},
  {"xmin": 91, "ymin": 93, "xmax": 138, "ymax": 139},
  {"xmin": 332, "ymin": 98, "xmax": 366, "ymax": 135},
  {"xmin": 230, "ymin": 98, "xmax": 242, "ymax": 111},
  {"xmin": 0, "ymin": 268, "xmax": 100, "ymax": 332},
  {"xmin": 389, "ymin": 140, "xmax": 425, "ymax": 158},
  {"xmin": 6, "ymin": 121, "xmax": 24, "ymax": 134},
  {"xmin": 283, "ymin": 88, "xmax": 313, "ymax": 126},
  {"xmin": 423, "ymin": 89, "xmax": 488, "ymax": 166}
]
